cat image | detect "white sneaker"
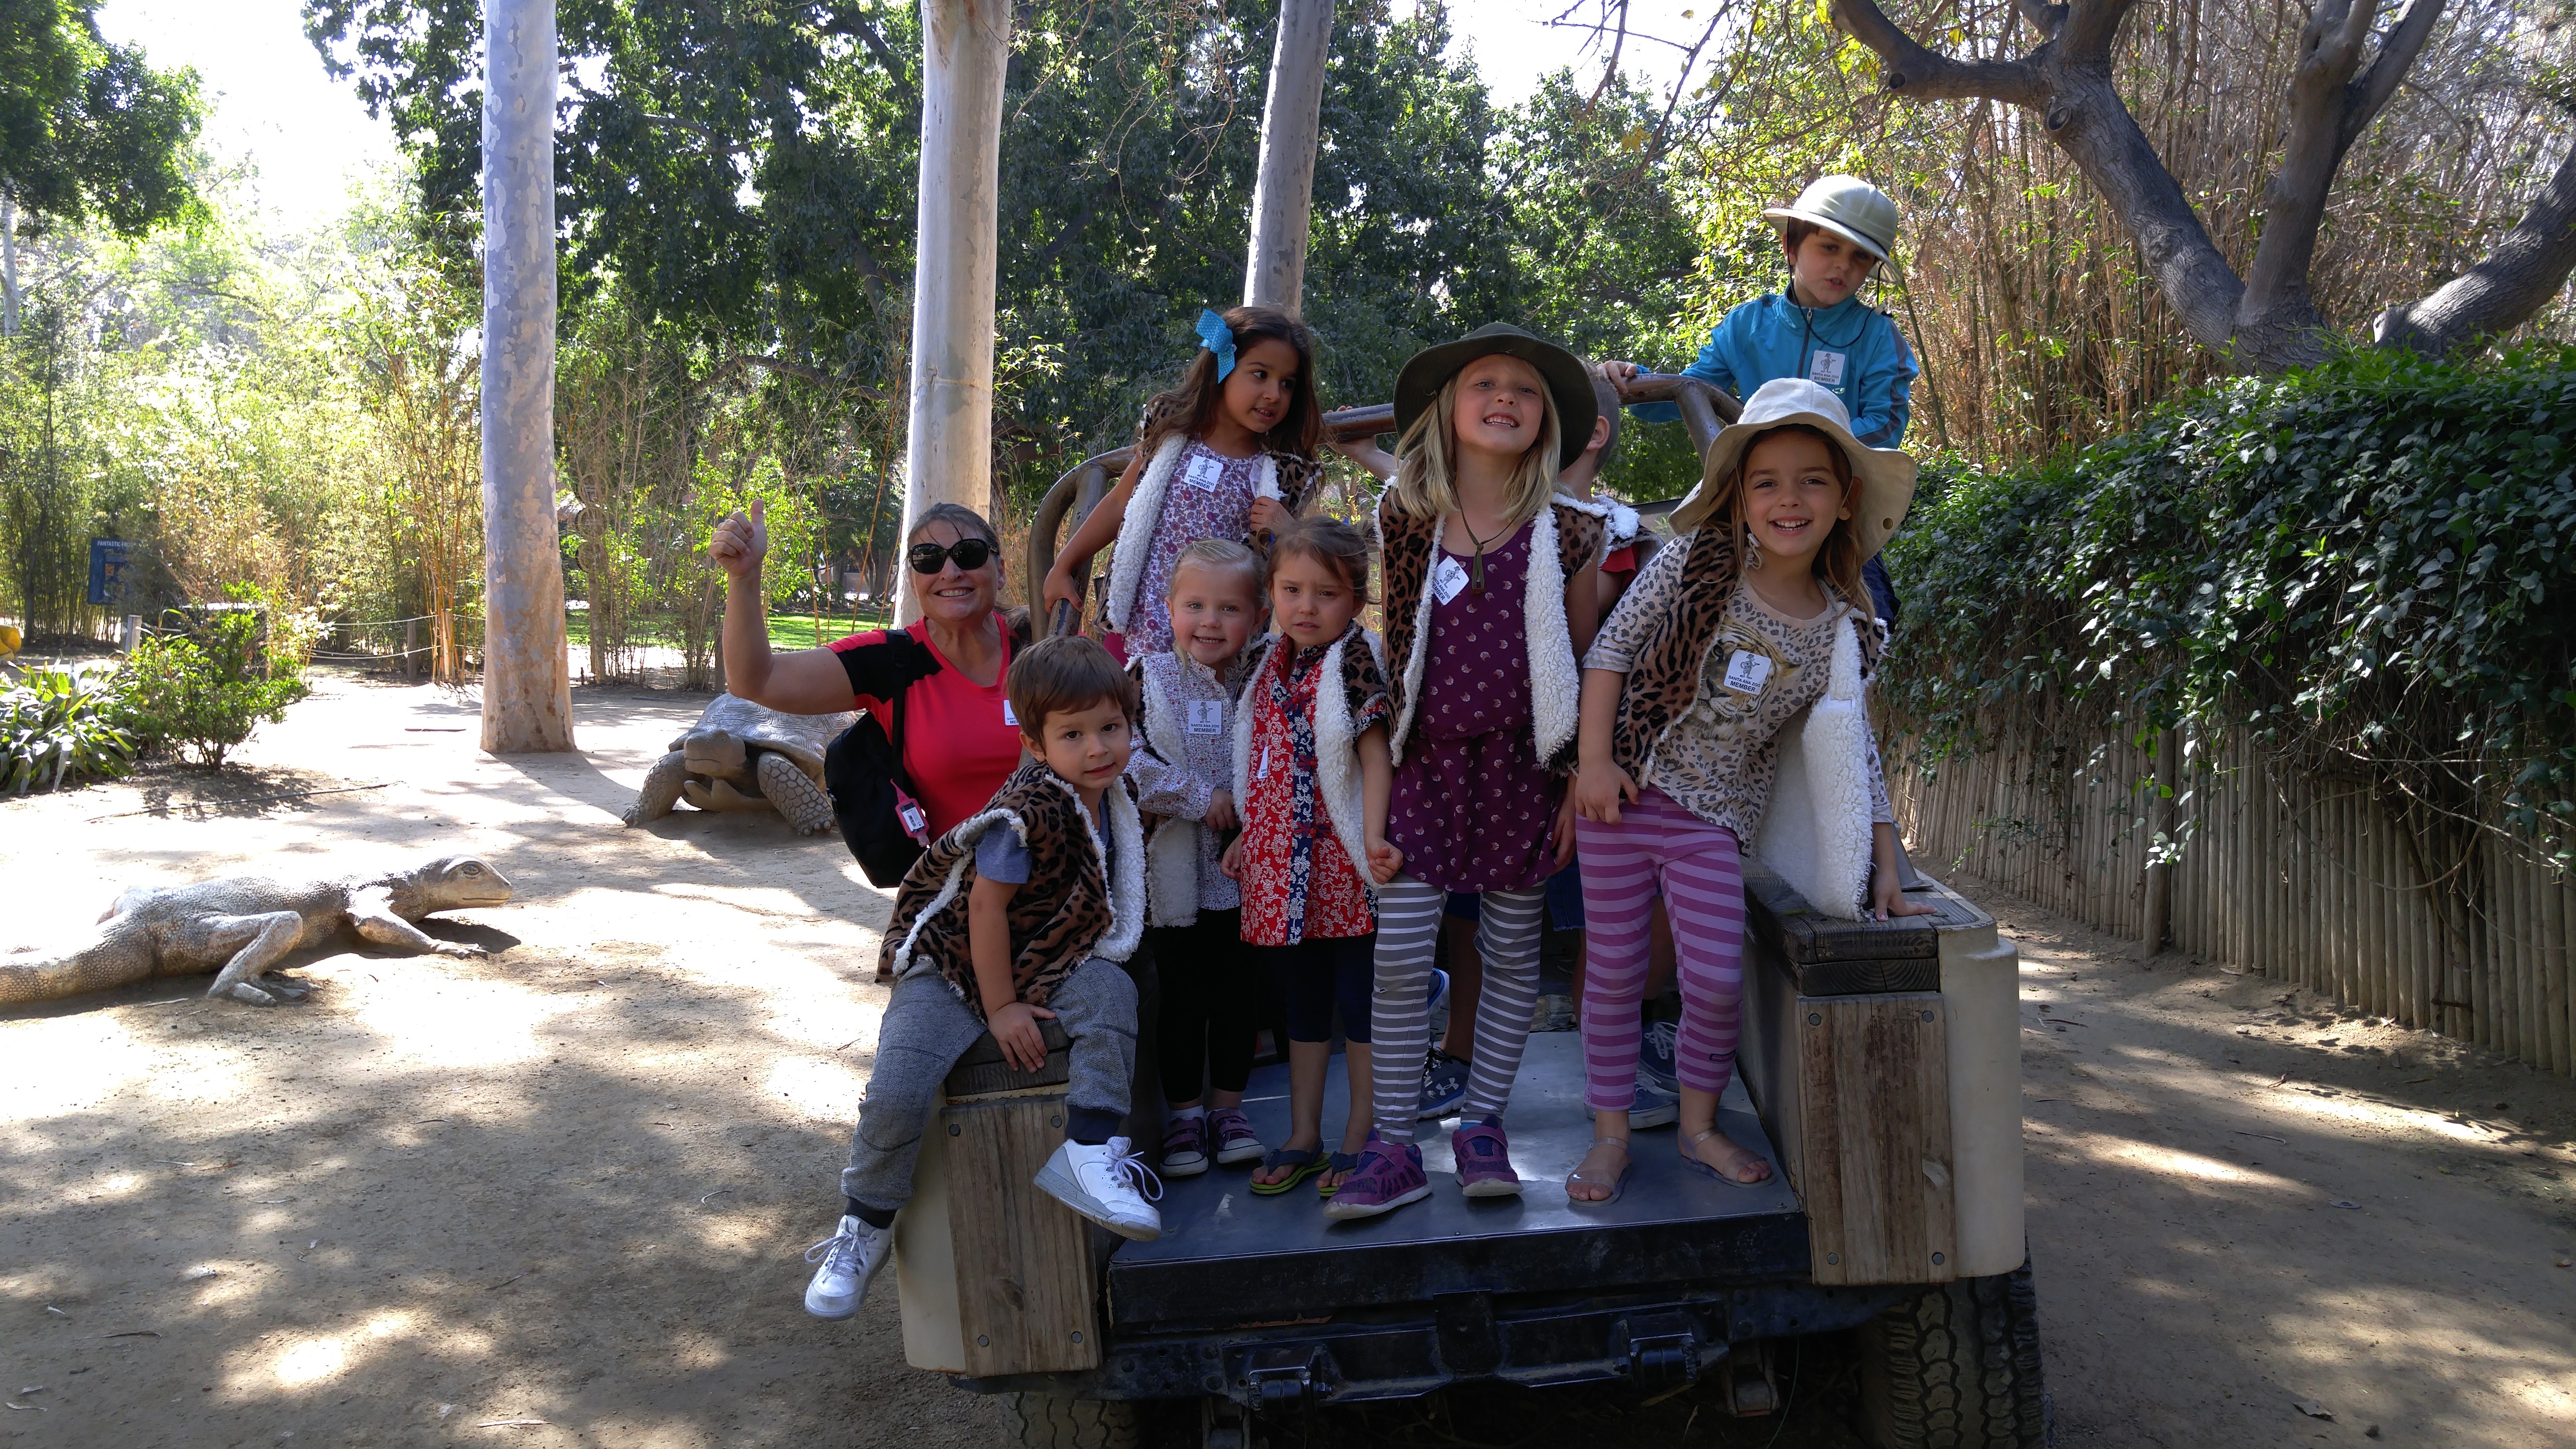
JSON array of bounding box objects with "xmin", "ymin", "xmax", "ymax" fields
[
  {"xmin": 1034, "ymin": 1136, "xmax": 1164, "ymax": 1241},
  {"xmin": 801, "ymin": 1213, "xmax": 889, "ymax": 1320}
]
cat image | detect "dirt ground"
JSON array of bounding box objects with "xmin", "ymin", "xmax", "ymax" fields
[{"xmin": 3, "ymin": 673, "xmax": 2572, "ymax": 1448}]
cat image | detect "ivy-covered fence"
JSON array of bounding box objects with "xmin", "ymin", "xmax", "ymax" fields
[{"xmin": 1884, "ymin": 350, "xmax": 2576, "ymax": 1075}]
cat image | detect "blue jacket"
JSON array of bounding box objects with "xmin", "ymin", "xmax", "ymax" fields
[{"xmin": 1633, "ymin": 291, "xmax": 1917, "ymax": 448}]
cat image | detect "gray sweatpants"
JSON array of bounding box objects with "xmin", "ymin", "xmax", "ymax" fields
[{"xmin": 839, "ymin": 959, "xmax": 1139, "ymax": 1216}]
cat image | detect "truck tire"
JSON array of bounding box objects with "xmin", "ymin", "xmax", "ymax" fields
[
  {"xmin": 1857, "ymin": 1258, "xmax": 2050, "ymax": 1449},
  {"xmin": 1000, "ymin": 1393, "xmax": 1143, "ymax": 1449}
]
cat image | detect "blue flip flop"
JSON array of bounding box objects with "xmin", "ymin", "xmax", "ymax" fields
[
  {"xmin": 1250, "ymin": 1146, "xmax": 1325, "ymax": 1196},
  {"xmin": 1314, "ymin": 1151, "xmax": 1363, "ymax": 1198}
]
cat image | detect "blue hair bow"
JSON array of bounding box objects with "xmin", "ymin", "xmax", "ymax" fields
[{"xmin": 1194, "ymin": 308, "xmax": 1236, "ymax": 382}]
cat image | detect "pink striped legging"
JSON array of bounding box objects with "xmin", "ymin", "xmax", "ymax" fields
[{"xmin": 1576, "ymin": 787, "xmax": 1748, "ymax": 1113}]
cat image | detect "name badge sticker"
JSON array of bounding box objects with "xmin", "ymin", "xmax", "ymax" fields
[
  {"xmin": 1433, "ymin": 555, "xmax": 1471, "ymax": 606},
  {"xmin": 1808, "ymin": 350, "xmax": 1847, "ymax": 387},
  {"xmin": 1002, "ymin": 700, "xmax": 1018, "ymax": 727},
  {"xmin": 1184, "ymin": 454, "xmax": 1224, "ymax": 492},
  {"xmin": 1185, "ymin": 700, "xmax": 1224, "ymax": 736},
  {"xmin": 1723, "ymin": 649, "xmax": 1773, "ymax": 695}
]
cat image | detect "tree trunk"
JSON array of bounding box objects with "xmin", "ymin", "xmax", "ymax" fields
[
  {"xmin": 900, "ymin": 0, "xmax": 1013, "ymax": 626},
  {"xmin": 1242, "ymin": 0, "xmax": 1334, "ymax": 314},
  {"xmin": 2, "ymin": 183, "xmax": 18, "ymax": 338},
  {"xmin": 478, "ymin": 0, "xmax": 575, "ymax": 751}
]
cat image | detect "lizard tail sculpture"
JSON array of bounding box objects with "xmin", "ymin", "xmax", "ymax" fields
[{"xmin": 0, "ymin": 855, "xmax": 517, "ymax": 1008}]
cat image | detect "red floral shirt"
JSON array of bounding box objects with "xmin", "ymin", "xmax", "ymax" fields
[{"xmin": 1237, "ymin": 630, "xmax": 1389, "ymax": 946}]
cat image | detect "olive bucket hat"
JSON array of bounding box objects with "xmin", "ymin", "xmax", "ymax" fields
[
  {"xmin": 1669, "ymin": 378, "xmax": 1918, "ymax": 563},
  {"xmin": 1762, "ymin": 174, "xmax": 1904, "ymax": 280},
  {"xmin": 1393, "ymin": 322, "xmax": 1599, "ymax": 470}
]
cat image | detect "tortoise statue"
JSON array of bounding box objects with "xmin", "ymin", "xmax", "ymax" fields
[{"xmin": 623, "ymin": 693, "xmax": 856, "ymax": 836}]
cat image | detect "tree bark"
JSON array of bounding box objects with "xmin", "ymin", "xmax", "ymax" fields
[
  {"xmin": 478, "ymin": 0, "xmax": 576, "ymax": 752},
  {"xmin": 1242, "ymin": 0, "xmax": 1334, "ymax": 314},
  {"xmin": 2, "ymin": 184, "xmax": 18, "ymax": 338},
  {"xmin": 2376, "ymin": 136, "xmax": 2576, "ymax": 355},
  {"xmin": 900, "ymin": 0, "xmax": 1013, "ymax": 626}
]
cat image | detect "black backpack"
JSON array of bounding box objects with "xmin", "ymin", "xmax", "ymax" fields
[{"xmin": 823, "ymin": 633, "xmax": 935, "ymax": 887}]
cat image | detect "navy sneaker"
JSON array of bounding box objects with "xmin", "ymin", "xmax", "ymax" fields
[
  {"xmin": 1425, "ymin": 967, "xmax": 1450, "ymax": 1036},
  {"xmin": 1639, "ymin": 1019, "xmax": 1679, "ymax": 1095},
  {"xmin": 1627, "ymin": 1079, "xmax": 1679, "ymax": 1129},
  {"xmin": 1416, "ymin": 1049, "xmax": 1469, "ymax": 1120}
]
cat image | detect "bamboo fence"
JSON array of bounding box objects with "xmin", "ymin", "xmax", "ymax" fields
[{"xmin": 1892, "ymin": 724, "xmax": 2574, "ymax": 1077}]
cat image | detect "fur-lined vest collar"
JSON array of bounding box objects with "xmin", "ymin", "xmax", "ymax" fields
[
  {"xmin": 1377, "ymin": 492, "xmax": 1608, "ymax": 771},
  {"xmin": 1104, "ymin": 427, "xmax": 1322, "ymax": 634},
  {"xmin": 1608, "ymin": 527, "xmax": 1883, "ymax": 782},
  {"xmin": 1232, "ymin": 623, "xmax": 1390, "ymax": 907},
  {"xmin": 878, "ymin": 760, "xmax": 1147, "ymax": 1017}
]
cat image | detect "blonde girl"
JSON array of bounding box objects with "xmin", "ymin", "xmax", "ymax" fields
[
  {"xmin": 1043, "ymin": 306, "xmax": 1324, "ymax": 661},
  {"xmin": 1323, "ymin": 324, "xmax": 1611, "ymax": 1222}
]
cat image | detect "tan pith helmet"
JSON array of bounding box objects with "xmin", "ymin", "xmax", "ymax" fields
[
  {"xmin": 1668, "ymin": 378, "xmax": 1918, "ymax": 562},
  {"xmin": 1762, "ymin": 174, "xmax": 1904, "ymax": 279}
]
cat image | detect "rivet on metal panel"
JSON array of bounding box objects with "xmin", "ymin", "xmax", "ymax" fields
[
  {"xmin": 1931, "ymin": 1252, "xmax": 1946, "ymax": 1266},
  {"xmin": 1922, "ymin": 1010, "xmax": 1935, "ymax": 1022},
  {"xmin": 1051, "ymin": 1115, "xmax": 1064, "ymax": 1127},
  {"xmin": 1071, "ymin": 1330, "xmax": 1085, "ymax": 1343},
  {"xmin": 1826, "ymin": 1252, "xmax": 1840, "ymax": 1265},
  {"xmin": 977, "ymin": 1335, "xmax": 990, "ymax": 1347},
  {"xmin": 948, "ymin": 1123, "xmax": 961, "ymax": 1135},
  {"xmin": 1807, "ymin": 1012, "xmax": 1822, "ymax": 1026}
]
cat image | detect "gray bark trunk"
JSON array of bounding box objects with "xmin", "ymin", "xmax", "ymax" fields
[
  {"xmin": 900, "ymin": 0, "xmax": 1014, "ymax": 626},
  {"xmin": 1242, "ymin": 0, "xmax": 1334, "ymax": 314},
  {"xmin": 2, "ymin": 184, "xmax": 18, "ymax": 339},
  {"xmin": 478, "ymin": 0, "xmax": 575, "ymax": 752},
  {"xmin": 2376, "ymin": 138, "xmax": 2576, "ymax": 356}
]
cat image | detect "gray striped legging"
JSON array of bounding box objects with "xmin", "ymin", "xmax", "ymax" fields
[{"xmin": 1366, "ymin": 876, "xmax": 1548, "ymax": 1143}]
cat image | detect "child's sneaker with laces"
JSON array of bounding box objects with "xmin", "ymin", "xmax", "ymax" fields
[
  {"xmin": 1208, "ymin": 1107, "xmax": 1265, "ymax": 1166},
  {"xmin": 801, "ymin": 1213, "xmax": 889, "ymax": 1320},
  {"xmin": 1160, "ymin": 1113, "xmax": 1210, "ymax": 1177},
  {"xmin": 1034, "ymin": 1136, "xmax": 1164, "ymax": 1240},
  {"xmin": 1627, "ymin": 1079, "xmax": 1680, "ymax": 1129},
  {"xmin": 1639, "ymin": 1019, "xmax": 1680, "ymax": 1095},
  {"xmin": 1321, "ymin": 1133, "xmax": 1431, "ymax": 1221},
  {"xmin": 1416, "ymin": 1049, "xmax": 1469, "ymax": 1120},
  {"xmin": 1451, "ymin": 1116, "xmax": 1522, "ymax": 1197}
]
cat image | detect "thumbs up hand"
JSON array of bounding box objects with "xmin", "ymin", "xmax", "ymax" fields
[{"xmin": 710, "ymin": 497, "xmax": 769, "ymax": 580}]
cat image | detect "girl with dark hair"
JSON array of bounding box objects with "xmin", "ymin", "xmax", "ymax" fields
[{"xmin": 1041, "ymin": 305, "xmax": 1327, "ymax": 662}]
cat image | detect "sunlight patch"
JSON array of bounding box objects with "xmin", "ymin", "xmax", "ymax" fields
[
  {"xmin": 257, "ymin": 1308, "xmax": 423, "ymax": 1390},
  {"xmin": 0, "ymin": 1015, "xmax": 159, "ymax": 1120},
  {"xmin": 766, "ymin": 1055, "xmax": 863, "ymax": 1122},
  {"xmin": 346, "ymin": 968, "xmax": 574, "ymax": 1069}
]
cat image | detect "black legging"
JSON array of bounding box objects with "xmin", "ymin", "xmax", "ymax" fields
[{"xmin": 1151, "ymin": 909, "xmax": 1261, "ymax": 1102}]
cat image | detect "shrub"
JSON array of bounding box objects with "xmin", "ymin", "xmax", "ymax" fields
[
  {"xmin": 120, "ymin": 609, "xmax": 311, "ymax": 770},
  {"xmin": 1884, "ymin": 345, "xmax": 2576, "ymax": 859},
  {"xmin": 0, "ymin": 667, "xmax": 135, "ymax": 794}
]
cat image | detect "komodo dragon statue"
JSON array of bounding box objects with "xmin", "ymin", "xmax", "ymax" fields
[{"xmin": 0, "ymin": 855, "xmax": 516, "ymax": 1007}]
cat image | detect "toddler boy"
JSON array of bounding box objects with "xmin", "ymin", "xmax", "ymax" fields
[{"xmin": 804, "ymin": 634, "xmax": 1158, "ymax": 1321}]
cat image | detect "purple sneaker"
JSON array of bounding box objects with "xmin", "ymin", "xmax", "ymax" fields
[
  {"xmin": 1451, "ymin": 1116, "xmax": 1522, "ymax": 1198},
  {"xmin": 1208, "ymin": 1107, "xmax": 1265, "ymax": 1167},
  {"xmin": 1320, "ymin": 1133, "xmax": 1431, "ymax": 1221},
  {"xmin": 1160, "ymin": 1113, "xmax": 1209, "ymax": 1178}
]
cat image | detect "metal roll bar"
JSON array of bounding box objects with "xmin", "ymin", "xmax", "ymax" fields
[{"xmin": 1028, "ymin": 374, "xmax": 1738, "ymax": 635}]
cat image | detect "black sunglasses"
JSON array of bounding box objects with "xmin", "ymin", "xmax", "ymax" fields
[{"xmin": 907, "ymin": 537, "xmax": 996, "ymax": 574}]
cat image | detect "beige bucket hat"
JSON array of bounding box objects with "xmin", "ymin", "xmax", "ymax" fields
[
  {"xmin": 1668, "ymin": 378, "xmax": 1918, "ymax": 562},
  {"xmin": 1762, "ymin": 174, "xmax": 1904, "ymax": 280}
]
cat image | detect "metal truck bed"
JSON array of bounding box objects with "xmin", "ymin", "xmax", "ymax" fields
[{"xmin": 1106, "ymin": 1030, "xmax": 1807, "ymax": 1331}]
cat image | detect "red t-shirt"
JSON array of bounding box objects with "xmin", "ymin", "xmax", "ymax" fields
[{"xmin": 828, "ymin": 620, "xmax": 1024, "ymax": 839}]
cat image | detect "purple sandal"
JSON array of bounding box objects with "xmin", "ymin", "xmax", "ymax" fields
[
  {"xmin": 1320, "ymin": 1133, "xmax": 1430, "ymax": 1221},
  {"xmin": 1451, "ymin": 1116, "xmax": 1523, "ymax": 1198}
]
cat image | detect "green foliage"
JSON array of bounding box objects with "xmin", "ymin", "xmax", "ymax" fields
[
  {"xmin": 1884, "ymin": 348, "xmax": 2576, "ymax": 851},
  {"xmin": 0, "ymin": 0, "xmax": 204, "ymax": 236},
  {"xmin": 0, "ymin": 664, "xmax": 131, "ymax": 793},
  {"xmin": 118, "ymin": 610, "xmax": 310, "ymax": 770}
]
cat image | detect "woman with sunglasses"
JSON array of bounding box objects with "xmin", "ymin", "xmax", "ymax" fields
[{"xmin": 713, "ymin": 498, "xmax": 1031, "ymax": 853}]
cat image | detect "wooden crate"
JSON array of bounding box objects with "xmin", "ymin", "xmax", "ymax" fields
[{"xmin": 1739, "ymin": 865, "xmax": 1966, "ymax": 1287}]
